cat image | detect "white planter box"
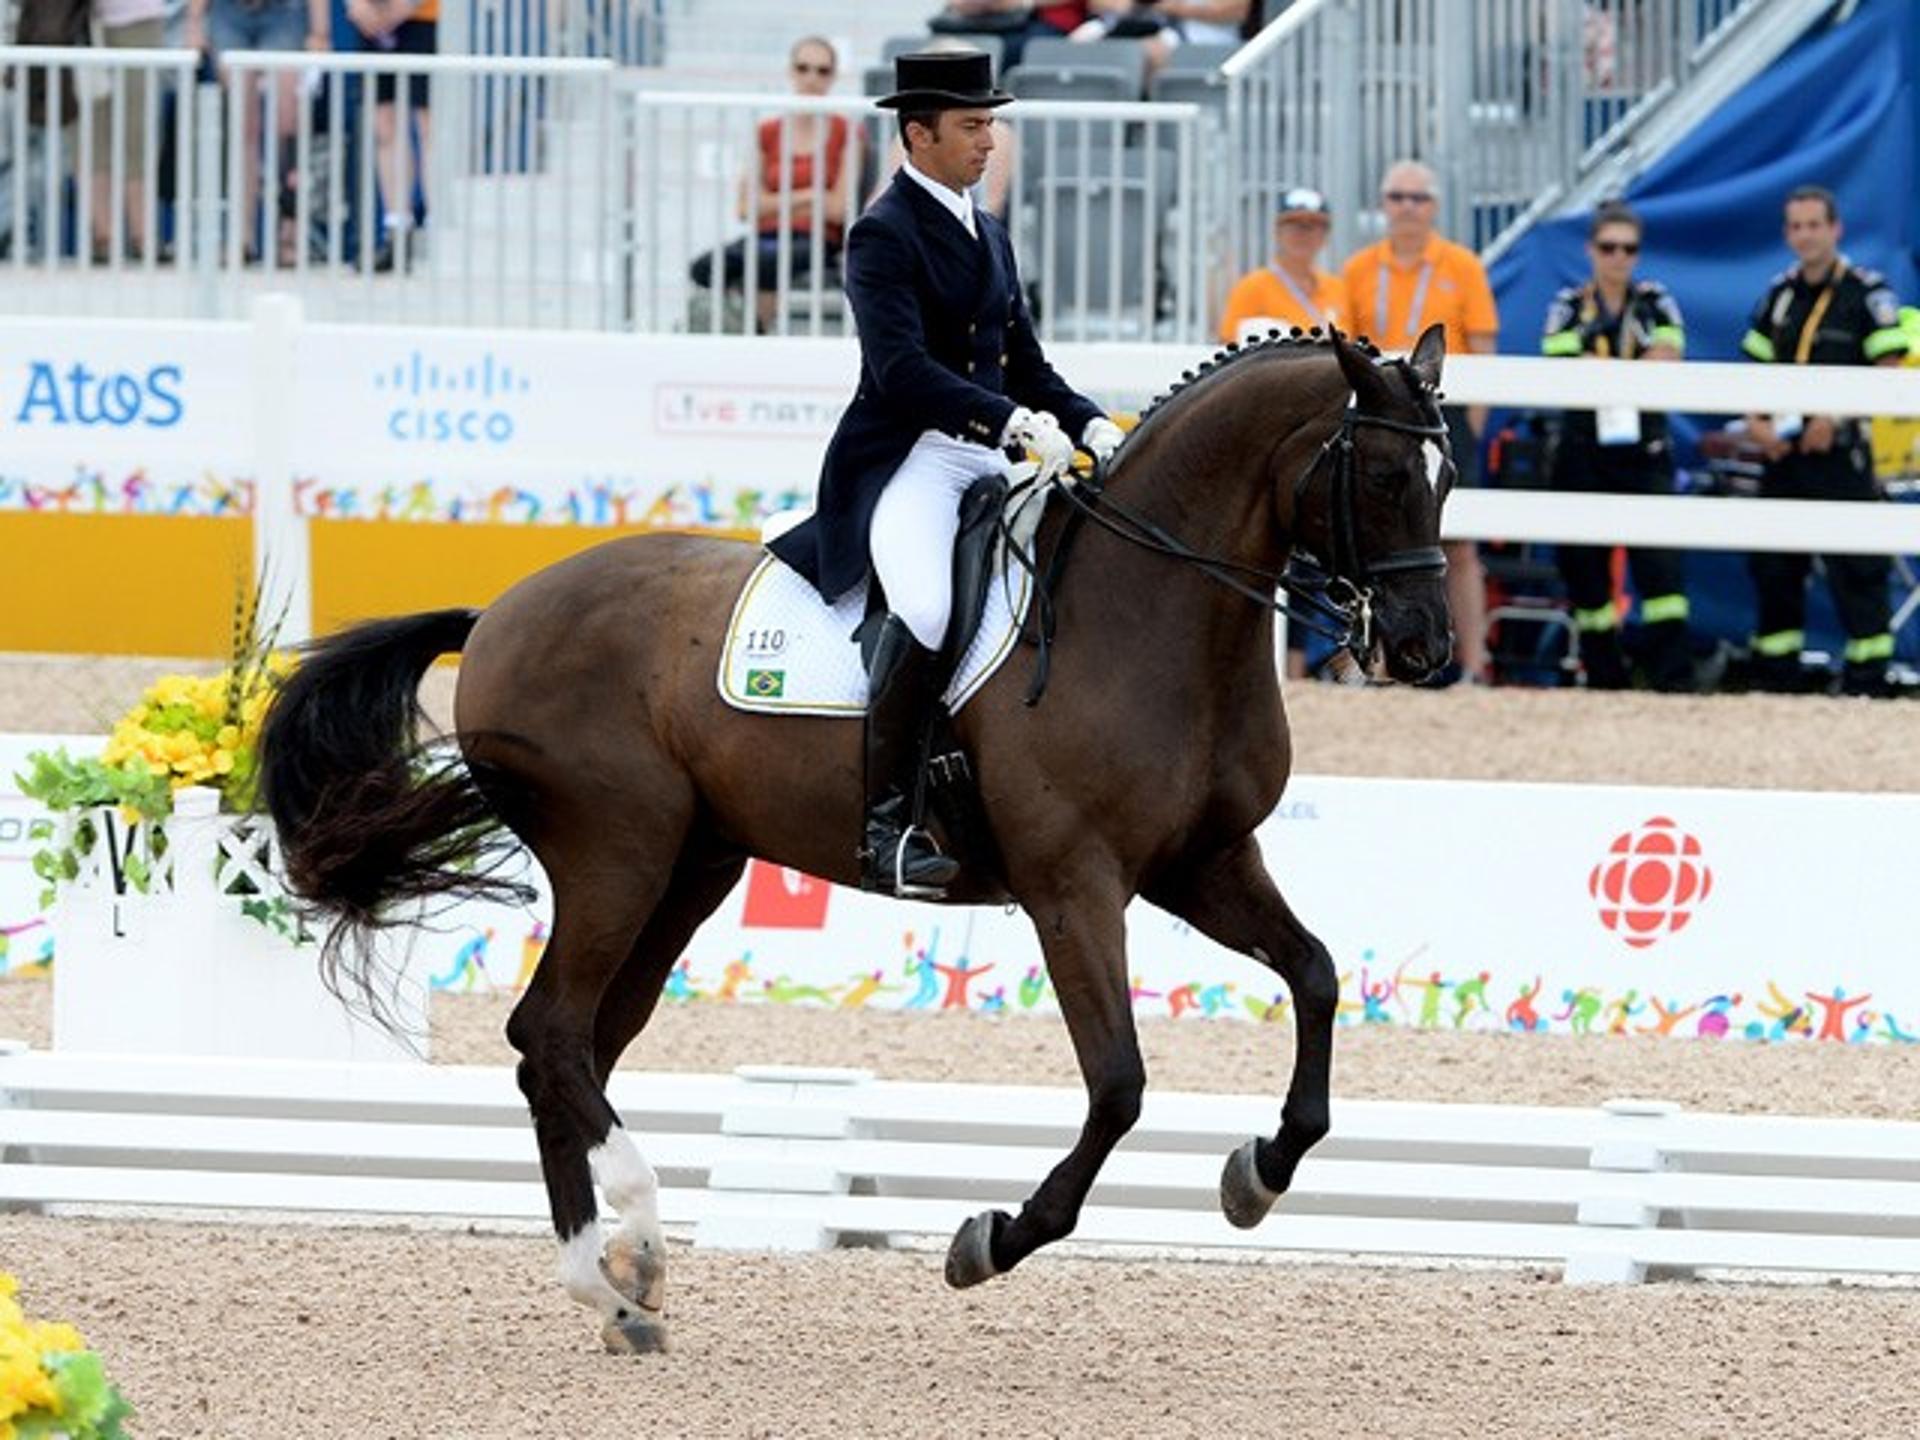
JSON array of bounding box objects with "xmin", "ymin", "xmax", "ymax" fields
[{"xmin": 49, "ymin": 788, "xmax": 427, "ymax": 1063}]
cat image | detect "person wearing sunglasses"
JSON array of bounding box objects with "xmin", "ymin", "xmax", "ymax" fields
[
  {"xmin": 1341, "ymin": 159, "xmax": 1499, "ymax": 686},
  {"xmin": 1539, "ymin": 201, "xmax": 1698, "ymax": 692},
  {"xmin": 687, "ymin": 36, "xmax": 860, "ymax": 333},
  {"xmin": 1738, "ymin": 185, "xmax": 1913, "ymax": 697}
]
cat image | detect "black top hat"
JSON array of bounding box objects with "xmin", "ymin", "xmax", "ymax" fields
[{"xmin": 876, "ymin": 50, "xmax": 1013, "ymax": 111}]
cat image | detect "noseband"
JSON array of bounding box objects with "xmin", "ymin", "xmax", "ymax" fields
[
  {"xmin": 1040, "ymin": 391, "xmax": 1449, "ymax": 675},
  {"xmin": 1281, "ymin": 406, "xmax": 1451, "ymax": 663}
]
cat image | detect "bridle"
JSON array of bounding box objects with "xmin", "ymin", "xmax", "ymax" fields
[{"xmin": 1029, "ymin": 375, "xmax": 1450, "ymax": 685}]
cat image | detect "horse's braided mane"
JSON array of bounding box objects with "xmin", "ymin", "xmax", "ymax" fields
[{"xmin": 1121, "ymin": 327, "xmax": 1385, "ymax": 451}]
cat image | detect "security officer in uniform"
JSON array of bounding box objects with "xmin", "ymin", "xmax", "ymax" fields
[
  {"xmin": 770, "ymin": 49, "xmax": 1123, "ymax": 896},
  {"xmin": 1740, "ymin": 185, "xmax": 1914, "ymax": 695},
  {"xmin": 1541, "ymin": 201, "xmax": 1696, "ymax": 691}
]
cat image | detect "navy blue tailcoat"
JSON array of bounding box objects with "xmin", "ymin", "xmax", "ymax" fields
[{"xmin": 768, "ymin": 172, "xmax": 1102, "ymax": 602}]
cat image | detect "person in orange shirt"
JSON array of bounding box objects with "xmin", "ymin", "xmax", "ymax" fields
[
  {"xmin": 1341, "ymin": 159, "xmax": 1500, "ymax": 684},
  {"xmin": 1218, "ymin": 186, "xmax": 1348, "ymax": 345}
]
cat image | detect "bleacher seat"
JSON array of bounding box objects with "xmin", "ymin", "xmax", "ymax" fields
[
  {"xmin": 882, "ymin": 32, "xmax": 1008, "ymax": 76},
  {"xmin": 1024, "ymin": 148, "xmax": 1173, "ymax": 340},
  {"xmin": 1019, "ymin": 36, "xmax": 1149, "ymax": 95},
  {"xmin": 1005, "ymin": 65, "xmax": 1138, "ymax": 104},
  {"xmin": 1158, "ymin": 41, "xmax": 1238, "ymax": 75},
  {"xmin": 1149, "ymin": 68, "xmax": 1228, "ymax": 119}
]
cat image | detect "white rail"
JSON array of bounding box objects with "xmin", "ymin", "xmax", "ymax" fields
[{"xmin": 5, "ymin": 1046, "xmax": 1917, "ymax": 1285}]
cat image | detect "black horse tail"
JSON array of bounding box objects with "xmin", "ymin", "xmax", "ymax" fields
[{"xmin": 260, "ymin": 607, "xmax": 532, "ymax": 1014}]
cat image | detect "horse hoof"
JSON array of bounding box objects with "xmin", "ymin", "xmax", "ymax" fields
[
  {"xmin": 603, "ymin": 1235, "xmax": 667, "ymax": 1314},
  {"xmin": 601, "ymin": 1315, "xmax": 671, "ymax": 1355},
  {"xmin": 944, "ymin": 1210, "xmax": 1006, "ymax": 1289},
  {"xmin": 1220, "ymin": 1140, "xmax": 1280, "ymax": 1230}
]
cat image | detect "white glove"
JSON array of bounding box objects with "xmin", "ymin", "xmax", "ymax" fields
[
  {"xmin": 1082, "ymin": 415, "xmax": 1125, "ymax": 465},
  {"xmin": 1003, "ymin": 406, "xmax": 1074, "ymax": 481}
]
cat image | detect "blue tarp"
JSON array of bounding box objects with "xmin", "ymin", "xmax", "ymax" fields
[{"xmin": 1485, "ymin": 0, "xmax": 1919, "ymax": 660}]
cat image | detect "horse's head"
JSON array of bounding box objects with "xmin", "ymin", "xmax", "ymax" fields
[{"xmin": 1287, "ymin": 323, "xmax": 1454, "ymax": 683}]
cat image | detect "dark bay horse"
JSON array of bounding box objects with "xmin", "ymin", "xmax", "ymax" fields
[{"xmin": 260, "ymin": 325, "xmax": 1456, "ymax": 1353}]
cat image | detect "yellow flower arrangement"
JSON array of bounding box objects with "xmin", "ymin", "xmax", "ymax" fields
[
  {"xmin": 95, "ymin": 653, "xmax": 294, "ymax": 808},
  {"xmin": 0, "ymin": 1272, "xmax": 131, "ymax": 1439}
]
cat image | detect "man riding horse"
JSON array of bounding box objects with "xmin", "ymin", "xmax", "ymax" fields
[{"xmin": 768, "ymin": 48, "xmax": 1125, "ymax": 899}]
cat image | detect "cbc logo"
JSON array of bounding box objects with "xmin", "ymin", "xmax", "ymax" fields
[
  {"xmin": 375, "ymin": 351, "xmax": 529, "ymax": 446},
  {"xmin": 1588, "ymin": 815, "xmax": 1713, "ymax": 950}
]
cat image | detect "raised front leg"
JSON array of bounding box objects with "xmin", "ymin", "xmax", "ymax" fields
[
  {"xmin": 1144, "ymin": 836, "xmax": 1338, "ymax": 1228},
  {"xmin": 946, "ymin": 879, "xmax": 1142, "ymax": 1287}
]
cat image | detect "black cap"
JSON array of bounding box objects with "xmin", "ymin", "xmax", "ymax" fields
[{"xmin": 876, "ymin": 49, "xmax": 1013, "ymax": 111}]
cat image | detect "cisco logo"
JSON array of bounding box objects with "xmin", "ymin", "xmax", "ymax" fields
[
  {"xmin": 376, "ymin": 351, "xmax": 530, "ymax": 445},
  {"xmin": 14, "ymin": 359, "xmax": 184, "ymax": 428}
]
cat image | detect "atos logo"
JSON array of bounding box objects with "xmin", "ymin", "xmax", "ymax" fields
[
  {"xmin": 1588, "ymin": 815, "xmax": 1713, "ymax": 950},
  {"xmin": 376, "ymin": 351, "xmax": 530, "ymax": 445},
  {"xmin": 13, "ymin": 359, "xmax": 184, "ymax": 428}
]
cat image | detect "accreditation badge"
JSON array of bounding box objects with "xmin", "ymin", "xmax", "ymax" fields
[{"xmin": 1596, "ymin": 406, "xmax": 1642, "ymax": 447}]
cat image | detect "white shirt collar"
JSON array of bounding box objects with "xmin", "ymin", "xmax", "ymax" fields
[{"xmin": 902, "ymin": 158, "xmax": 977, "ymax": 239}]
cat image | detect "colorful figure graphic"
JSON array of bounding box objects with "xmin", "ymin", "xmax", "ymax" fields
[
  {"xmin": 1401, "ymin": 970, "xmax": 1451, "ymax": 1029},
  {"xmin": 663, "ymin": 957, "xmax": 702, "ymax": 1004},
  {"xmin": 1601, "ymin": 989, "xmax": 1644, "ymax": 1036},
  {"xmin": 1166, "ymin": 982, "xmax": 1202, "ymax": 1019},
  {"xmin": 1357, "ymin": 968, "xmax": 1395, "ymax": 1026},
  {"xmin": 1695, "ymin": 993, "xmax": 1741, "ymax": 1039},
  {"xmin": 1506, "ymin": 977, "xmax": 1545, "ymax": 1033},
  {"xmin": 516, "ymin": 921, "xmax": 548, "ymax": 990},
  {"xmin": 903, "ymin": 931, "xmax": 942, "ymax": 1011},
  {"xmin": 1018, "ymin": 966, "xmax": 1049, "ymax": 1010},
  {"xmin": 430, "ymin": 928, "xmax": 494, "ymax": 991},
  {"xmin": 1451, "ymin": 971, "xmax": 1492, "ymax": 1029},
  {"xmin": 1639, "ymin": 997, "xmax": 1700, "ymax": 1038},
  {"xmin": 715, "ymin": 955, "xmax": 755, "ymax": 1003},
  {"xmin": 1243, "ymin": 992, "xmax": 1291, "ymax": 1024},
  {"xmin": 838, "ymin": 970, "xmax": 898, "ymax": 1010},
  {"xmin": 1747, "ymin": 981, "xmax": 1808, "ymax": 1041},
  {"xmin": 1556, "ymin": 986, "xmax": 1602, "ymax": 1036},
  {"xmin": 1198, "ymin": 982, "xmax": 1236, "ymax": 1017},
  {"xmin": 1804, "ymin": 986, "xmax": 1871, "ymax": 1043},
  {"xmin": 933, "ymin": 957, "xmax": 994, "ymax": 1010},
  {"xmin": 1127, "ymin": 974, "xmax": 1162, "ymax": 1007},
  {"xmin": 764, "ymin": 977, "xmax": 840, "ymax": 1006},
  {"xmin": 979, "ymin": 987, "xmax": 1008, "ymax": 1015}
]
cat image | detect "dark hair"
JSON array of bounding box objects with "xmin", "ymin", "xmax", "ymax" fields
[
  {"xmin": 898, "ymin": 110, "xmax": 941, "ymax": 147},
  {"xmin": 1785, "ymin": 185, "xmax": 1839, "ymax": 223},
  {"xmin": 1588, "ymin": 200, "xmax": 1641, "ymax": 239}
]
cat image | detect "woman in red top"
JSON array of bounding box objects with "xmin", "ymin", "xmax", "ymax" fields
[{"xmin": 689, "ymin": 36, "xmax": 862, "ymax": 331}]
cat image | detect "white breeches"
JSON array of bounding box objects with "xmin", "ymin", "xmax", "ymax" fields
[{"xmin": 869, "ymin": 429, "xmax": 1011, "ymax": 650}]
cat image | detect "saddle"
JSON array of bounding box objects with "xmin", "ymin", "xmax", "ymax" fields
[{"xmin": 722, "ymin": 472, "xmax": 1048, "ymax": 881}]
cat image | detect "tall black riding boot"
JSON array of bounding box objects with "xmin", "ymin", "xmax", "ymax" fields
[{"xmin": 861, "ymin": 615, "xmax": 961, "ymax": 897}]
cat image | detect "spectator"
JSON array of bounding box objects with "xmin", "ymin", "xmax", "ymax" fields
[
  {"xmin": 929, "ymin": 1, "xmax": 1051, "ymax": 68},
  {"xmin": 688, "ymin": 35, "xmax": 861, "ymax": 333},
  {"xmin": 1341, "ymin": 158, "xmax": 1499, "ymax": 685},
  {"xmin": 1216, "ymin": 182, "xmax": 1343, "ymax": 681},
  {"xmin": 91, "ymin": 0, "xmax": 169, "ymax": 262},
  {"xmin": 1739, "ymin": 184, "xmax": 1914, "ymax": 696},
  {"xmin": 187, "ymin": 0, "xmax": 330, "ymax": 262},
  {"xmin": 1539, "ymin": 200, "xmax": 1697, "ymax": 691},
  {"xmin": 1218, "ymin": 185, "xmax": 1345, "ymax": 343},
  {"xmin": 346, "ymin": 0, "xmax": 436, "ymax": 272},
  {"xmin": 871, "ymin": 40, "xmax": 1017, "ymax": 218},
  {"xmin": 1072, "ymin": 0, "xmax": 1249, "ymax": 83}
]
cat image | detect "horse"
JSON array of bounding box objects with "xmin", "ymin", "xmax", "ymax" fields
[{"xmin": 259, "ymin": 323, "xmax": 1457, "ymax": 1353}]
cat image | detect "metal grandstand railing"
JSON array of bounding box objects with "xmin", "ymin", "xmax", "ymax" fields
[{"xmin": 1222, "ymin": 0, "xmax": 1776, "ymax": 277}]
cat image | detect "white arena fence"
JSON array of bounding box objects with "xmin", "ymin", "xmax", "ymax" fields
[{"xmin": 3, "ymin": 1045, "xmax": 1917, "ymax": 1286}]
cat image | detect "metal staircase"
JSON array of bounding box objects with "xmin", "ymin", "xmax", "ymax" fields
[{"xmin": 1222, "ymin": 0, "xmax": 1849, "ymax": 275}]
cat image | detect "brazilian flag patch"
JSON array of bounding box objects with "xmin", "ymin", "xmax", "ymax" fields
[{"xmin": 745, "ymin": 669, "xmax": 786, "ymax": 698}]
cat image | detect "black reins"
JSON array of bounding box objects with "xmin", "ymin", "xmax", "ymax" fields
[{"xmin": 1009, "ymin": 384, "xmax": 1449, "ymax": 704}]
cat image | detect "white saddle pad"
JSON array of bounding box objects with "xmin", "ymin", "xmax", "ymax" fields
[{"xmin": 718, "ymin": 529, "xmax": 1037, "ymax": 719}]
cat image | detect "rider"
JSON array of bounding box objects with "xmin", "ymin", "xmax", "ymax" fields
[{"xmin": 768, "ymin": 48, "xmax": 1125, "ymax": 898}]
